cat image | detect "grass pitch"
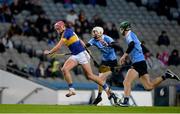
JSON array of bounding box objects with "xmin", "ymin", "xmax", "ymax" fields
[{"xmin": 0, "ymin": 104, "xmax": 180, "ymax": 113}]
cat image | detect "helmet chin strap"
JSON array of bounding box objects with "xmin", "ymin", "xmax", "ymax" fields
[
  {"xmin": 123, "ymin": 30, "xmax": 130, "ymax": 36},
  {"xmin": 122, "ymin": 31, "xmax": 126, "ymax": 36}
]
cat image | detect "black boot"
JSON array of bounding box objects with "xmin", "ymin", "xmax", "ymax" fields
[
  {"xmin": 119, "ymin": 97, "xmax": 130, "ymax": 107},
  {"xmin": 164, "ymin": 69, "xmax": 180, "ymax": 81},
  {"xmin": 92, "ymin": 96, "xmax": 102, "ymax": 105},
  {"xmin": 108, "ymin": 93, "xmax": 119, "ymax": 105}
]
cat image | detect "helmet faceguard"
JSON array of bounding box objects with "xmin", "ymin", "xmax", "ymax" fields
[{"xmin": 91, "ymin": 26, "xmax": 104, "ymax": 38}]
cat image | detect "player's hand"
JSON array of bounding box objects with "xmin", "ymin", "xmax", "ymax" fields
[
  {"xmin": 44, "ymin": 50, "xmax": 51, "ymax": 55},
  {"xmin": 119, "ymin": 53, "xmax": 128, "ymax": 65},
  {"xmin": 119, "ymin": 56, "xmax": 126, "ymax": 65}
]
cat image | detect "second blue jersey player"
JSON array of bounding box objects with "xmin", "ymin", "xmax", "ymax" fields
[
  {"xmin": 118, "ymin": 21, "xmax": 180, "ymax": 106},
  {"xmin": 86, "ymin": 26, "xmax": 122, "ymax": 105}
]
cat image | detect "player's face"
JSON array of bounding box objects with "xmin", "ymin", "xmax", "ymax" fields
[
  {"xmin": 120, "ymin": 28, "xmax": 126, "ymax": 36},
  {"xmin": 120, "ymin": 28, "xmax": 124, "ymax": 34},
  {"xmin": 55, "ymin": 26, "xmax": 65, "ymax": 34},
  {"xmin": 93, "ymin": 30, "xmax": 101, "ymax": 40}
]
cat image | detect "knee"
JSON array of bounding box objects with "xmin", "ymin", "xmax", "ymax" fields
[
  {"xmin": 61, "ymin": 67, "xmax": 69, "ymax": 74},
  {"xmin": 123, "ymin": 80, "xmax": 131, "ymax": 87}
]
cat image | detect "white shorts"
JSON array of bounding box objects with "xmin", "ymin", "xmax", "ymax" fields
[{"xmin": 69, "ymin": 51, "xmax": 90, "ymax": 64}]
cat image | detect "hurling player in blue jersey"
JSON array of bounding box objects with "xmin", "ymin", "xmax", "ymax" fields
[
  {"xmin": 86, "ymin": 26, "xmax": 122, "ymax": 105},
  {"xmin": 44, "ymin": 21, "xmax": 117, "ymax": 102},
  {"xmin": 119, "ymin": 21, "xmax": 180, "ymax": 106}
]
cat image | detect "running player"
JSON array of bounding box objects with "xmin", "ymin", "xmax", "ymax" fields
[
  {"xmin": 86, "ymin": 26, "xmax": 122, "ymax": 105},
  {"xmin": 44, "ymin": 21, "xmax": 117, "ymax": 103},
  {"xmin": 118, "ymin": 21, "xmax": 180, "ymax": 106}
]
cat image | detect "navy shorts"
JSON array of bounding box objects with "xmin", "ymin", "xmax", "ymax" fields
[
  {"xmin": 131, "ymin": 60, "xmax": 148, "ymax": 77},
  {"xmin": 101, "ymin": 60, "xmax": 118, "ymax": 67}
]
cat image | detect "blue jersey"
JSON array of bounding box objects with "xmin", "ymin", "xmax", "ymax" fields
[
  {"xmin": 62, "ymin": 28, "xmax": 85, "ymax": 55},
  {"xmin": 125, "ymin": 31, "xmax": 145, "ymax": 63},
  {"xmin": 88, "ymin": 35, "xmax": 117, "ymax": 61}
]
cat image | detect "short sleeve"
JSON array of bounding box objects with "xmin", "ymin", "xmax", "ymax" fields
[
  {"xmin": 63, "ymin": 29, "xmax": 74, "ymax": 39},
  {"xmin": 126, "ymin": 34, "xmax": 133, "ymax": 44},
  {"xmin": 104, "ymin": 35, "xmax": 114, "ymax": 43},
  {"xmin": 88, "ymin": 38, "xmax": 95, "ymax": 46}
]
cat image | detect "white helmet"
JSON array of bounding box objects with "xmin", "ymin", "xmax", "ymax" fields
[{"xmin": 91, "ymin": 26, "xmax": 104, "ymax": 37}]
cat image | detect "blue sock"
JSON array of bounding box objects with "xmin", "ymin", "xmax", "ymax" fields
[
  {"xmin": 102, "ymin": 83, "xmax": 108, "ymax": 91},
  {"xmin": 68, "ymin": 83, "xmax": 73, "ymax": 88}
]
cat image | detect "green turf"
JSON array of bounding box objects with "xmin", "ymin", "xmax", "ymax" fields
[{"xmin": 0, "ymin": 104, "xmax": 180, "ymax": 113}]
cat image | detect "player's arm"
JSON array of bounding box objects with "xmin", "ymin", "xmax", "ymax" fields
[
  {"xmin": 79, "ymin": 40, "xmax": 92, "ymax": 49},
  {"xmin": 80, "ymin": 40, "xmax": 93, "ymax": 55},
  {"xmin": 120, "ymin": 41, "xmax": 135, "ymax": 65},
  {"xmin": 105, "ymin": 36, "xmax": 123, "ymax": 51},
  {"xmin": 80, "ymin": 39, "xmax": 86, "ymax": 47},
  {"xmin": 50, "ymin": 38, "xmax": 64, "ymax": 53},
  {"xmin": 108, "ymin": 42, "xmax": 124, "ymax": 52},
  {"xmin": 126, "ymin": 41, "xmax": 135, "ymax": 54},
  {"xmin": 85, "ymin": 39, "xmax": 94, "ymax": 48},
  {"xmin": 44, "ymin": 38, "xmax": 64, "ymax": 55}
]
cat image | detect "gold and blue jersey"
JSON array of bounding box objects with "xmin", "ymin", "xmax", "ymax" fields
[{"xmin": 62, "ymin": 28, "xmax": 85, "ymax": 55}]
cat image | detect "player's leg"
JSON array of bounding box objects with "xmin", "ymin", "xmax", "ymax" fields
[
  {"xmin": 82, "ymin": 63, "xmax": 109, "ymax": 92},
  {"xmin": 130, "ymin": 61, "xmax": 153, "ymax": 90},
  {"xmin": 119, "ymin": 68, "xmax": 138, "ymax": 106},
  {"xmin": 61, "ymin": 57, "xmax": 78, "ymax": 97},
  {"xmin": 92, "ymin": 71, "xmax": 112, "ymax": 105},
  {"xmin": 93, "ymin": 60, "xmax": 118, "ymax": 105},
  {"xmin": 99, "ymin": 71, "xmax": 112, "ymax": 81},
  {"xmin": 82, "ymin": 63, "xmax": 118, "ymax": 105},
  {"xmin": 77, "ymin": 51, "xmax": 110, "ymax": 93},
  {"xmin": 77, "ymin": 51, "xmax": 119, "ymax": 105},
  {"xmin": 139, "ymin": 74, "xmax": 163, "ymax": 91},
  {"xmin": 92, "ymin": 85, "xmax": 103, "ymax": 105},
  {"xmin": 140, "ymin": 69, "xmax": 180, "ymax": 90}
]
